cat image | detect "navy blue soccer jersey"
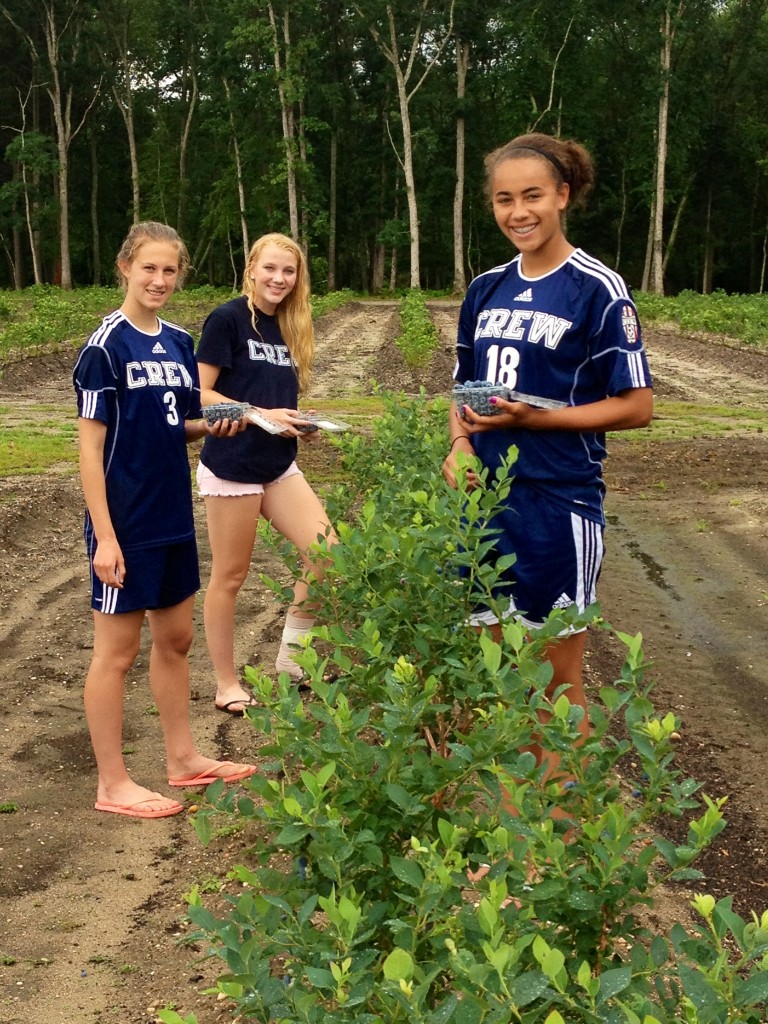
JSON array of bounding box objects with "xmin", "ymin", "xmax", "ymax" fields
[
  {"xmin": 196, "ymin": 296, "xmax": 298, "ymax": 484},
  {"xmin": 73, "ymin": 312, "xmax": 202, "ymax": 551},
  {"xmin": 456, "ymin": 248, "xmax": 652, "ymax": 522}
]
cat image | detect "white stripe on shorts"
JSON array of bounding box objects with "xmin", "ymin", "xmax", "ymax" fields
[
  {"xmin": 572, "ymin": 512, "xmax": 604, "ymax": 611},
  {"xmin": 100, "ymin": 583, "xmax": 120, "ymax": 614}
]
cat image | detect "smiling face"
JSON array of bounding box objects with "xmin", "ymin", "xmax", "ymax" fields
[
  {"xmin": 118, "ymin": 240, "xmax": 180, "ymax": 328},
  {"xmin": 490, "ymin": 156, "xmax": 572, "ymax": 274},
  {"xmin": 248, "ymin": 243, "xmax": 298, "ymax": 315}
]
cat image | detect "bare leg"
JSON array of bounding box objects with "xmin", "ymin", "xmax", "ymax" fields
[
  {"xmin": 86, "ymin": 608, "xmax": 182, "ymax": 814},
  {"xmin": 262, "ymin": 473, "xmax": 337, "ymax": 676},
  {"xmin": 529, "ymin": 630, "xmax": 589, "ymax": 832},
  {"xmin": 481, "ymin": 622, "xmax": 588, "ymax": 824},
  {"xmin": 262, "ymin": 472, "xmax": 337, "ymax": 615},
  {"xmin": 538, "ymin": 630, "xmax": 589, "ymax": 768},
  {"xmin": 202, "ymin": 494, "xmax": 262, "ymax": 711},
  {"xmin": 147, "ymin": 597, "xmax": 255, "ymax": 782}
]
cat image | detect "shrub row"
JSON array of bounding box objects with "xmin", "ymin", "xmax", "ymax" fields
[{"xmin": 165, "ymin": 393, "xmax": 768, "ymax": 1024}]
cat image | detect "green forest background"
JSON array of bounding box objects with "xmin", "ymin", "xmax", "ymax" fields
[{"xmin": 1, "ymin": 0, "xmax": 767, "ymax": 297}]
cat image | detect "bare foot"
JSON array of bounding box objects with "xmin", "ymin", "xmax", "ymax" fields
[
  {"xmin": 94, "ymin": 780, "xmax": 184, "ymax": 818},
  {"xmin": 214, "ymin": 684, "xmax": 257, "ymax": 715}
]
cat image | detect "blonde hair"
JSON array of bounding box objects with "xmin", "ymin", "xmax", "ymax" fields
[
  {"xmin": 115, "ymin": 221, "xmax": 191, "ymax": 289},
  {"xmin": 242, "ymin": 233, "xmax": 314, "ymax": 393}
]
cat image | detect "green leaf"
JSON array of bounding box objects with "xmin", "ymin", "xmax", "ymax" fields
[
  {"xmin": 305, "ymin": 966, "xmax": 335, "ymax": 989},
  {"xmin": 275, "ymin": 823, "xmax": 309, "ymax": 845},
  {"xmin": 567, "ymin": 888, "xmax": 597, "ymax": 911},
  {"xmin": 437, "ymin": 817, "xmax": 456, "ymax": 847},
  {"xmin": 650, "ymin": 935, "xmax": 669, "ymax": 968},
  {"xmin": 389, "ymin": 856, "xmax": 424, "ymax": 889},
  {"xmin": 511, "ymin": 970, "xmax": 550, "ymax": 1006},
  {"xmin": 282, "ymin": 796, "xmax": 303, "ymax": 817},
  {"xmin": 428, "ymin": 994, "xmax": 459, "ymax": 1023},
  {"xmin": 597, "ymin": 965, "xmax": 632, "ymax": 1002},
  {"xmin": 385, "ymin": 782, "xmax": 417, "ymax": 811},
  {"xmin": 678, "ymin": 963, "xmax": 721, "ymax": 1012},
  {"xmin": 734, "ymin": 970, "xmax": 768, "ymax": 1007},
  {"xmin": 453, "ymin": 993, "xmax": 484, "ymax": 1024},
  {"xmin": 382, "ymin": 947, "xmax": 414, "ymax": 982}
]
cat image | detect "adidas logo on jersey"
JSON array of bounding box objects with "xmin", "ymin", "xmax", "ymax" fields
[
  {"xmin": 514, "ymin": 288, "xmax": 533, "ymax": 302},
  {"xmin": 552, "ymin": 593, "xmax": 574, "ymax": 610},
  {"xmin": 152, "ymin": 341, "xmax": 167, "ymax": 354}
]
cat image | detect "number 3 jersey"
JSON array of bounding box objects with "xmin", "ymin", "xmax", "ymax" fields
[
  {"xmin": 73, "ymin": 311, "xmax": 203, "ymax": 551},
  {"xmin": 455, "ymin": 248, "xmax": 652, "ymax": 523}
]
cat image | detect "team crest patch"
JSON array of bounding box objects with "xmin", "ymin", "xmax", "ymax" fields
[{"xmin": 621, "ymin": 305, "xmax": 639, "ymax": 344}]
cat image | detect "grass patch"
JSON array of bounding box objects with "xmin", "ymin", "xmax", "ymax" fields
[
  {"xmin": 635, "ymin": 290, "xmax": 768, "ymax": 348},
  {"xmin": 0, "ymin": 415, "xmax": 78, "ymax": 475},
  {"xmin": 609, "ymin": 399, "xmax": 768, "ymax": 444},
  {"xmin": 635, "ymin": 399, "xmax": 768, "ymax": 441}
]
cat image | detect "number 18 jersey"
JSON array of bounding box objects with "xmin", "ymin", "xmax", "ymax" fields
[
  {"xmin": 455, "ymin": 248, "xmax": 652, "ymax": 523},
  {"xmin": 73, "ymin": 311, "xmax": 202, "ymax": 551}
]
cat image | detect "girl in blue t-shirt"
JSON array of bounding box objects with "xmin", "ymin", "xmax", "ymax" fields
[
  {"xmin": 196, "ymin": 233, "xmax": 336, "ymax": 714},
  {"xmin": 442, "ymin": 132, "xmax": 653, "ymax": 792},
  {"xmin": 74, "ymin": 221, "xmax": 256, "ymax": 818}
]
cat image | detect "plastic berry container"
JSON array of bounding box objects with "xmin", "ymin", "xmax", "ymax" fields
[
  {"xmin": 202, "ymin": 401, "xmax": 250, "ymax": 425},
  {"xmin": 453, "ymin": 380, "xmax": 511, "ymax": 417}
]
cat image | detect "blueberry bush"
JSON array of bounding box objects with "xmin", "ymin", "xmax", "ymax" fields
[{"xmin": 164, "ymin": 393, "xmax": 768, "ymax": 1024}]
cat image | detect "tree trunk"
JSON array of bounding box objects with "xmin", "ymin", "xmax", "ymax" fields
[
  {"xmin": 328, "ymin": 130, "xmax": 337, "ymax": 291},
  {"xmin": 662, "ymin": 172, "xmax": 692, "ymax": 277},
  {"xmin": 702, "ymin": 186, "xmax": 714, "ymax": 294},
  {"xmin": 395, "ymin": 67, "xmax": 420, "ymax": 289},
  {"xmin": 112, "ymin": 76, "xmax": 140, "ymax": 223},
  {"xmin": 15, "ymin": 86, "xmax": 44, "ymax": 285},
  {"xmin": 642, "ymin": 163, "xmax": 656, "ymax": 292},
  {"xmin": 650, "ymin": 2, "xmax": 683, "ymax": 296},
  {"xmin": 268, "ymin": 3, "xmax": 299, "ymax": 242},
  {"xmin": 452, "ymin": 36, "xmax": 469, "ymax": 294},
  {"xmin": 615, "ymin": 164, "xmax": 627, "ymax": 272},
  {"xmin": 40, "ymin": 2, "xmax": 99, "ymax": 289},
  {"xmin": 223, "ymin": 76, "xmax": 249, "ymax": 257},
  {"xmin": 177, "ymin": 55, "xmax": 199, "ymax": 236},
  {"xmin": 298, "ymin": 97, "xmax": 309, "ymax": 252},
  {"xmin": 361, "ymin": 1, "xmax": 455, "ymax": 290},
  {"xmin": 90, "ymin": 126, "xmax": 101, "ymax": 285}
]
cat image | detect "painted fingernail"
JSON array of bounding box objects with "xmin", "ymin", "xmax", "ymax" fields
[{"xmin": 489, "ymin": 396, "xmax": 497, "ymax": 404}]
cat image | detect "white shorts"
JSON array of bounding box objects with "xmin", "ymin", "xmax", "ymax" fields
[{"xmin": 196, "ymin": 460, "xmax": 302, "ymax": 497}]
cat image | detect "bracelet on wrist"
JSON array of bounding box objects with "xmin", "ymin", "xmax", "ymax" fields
[{"xmin": 450, "ymin": 434, "xmax": 471, "ymax": 451}]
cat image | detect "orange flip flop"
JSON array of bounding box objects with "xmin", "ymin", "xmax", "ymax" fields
[
  {"xmin": 168, "ymin": 762, "xmax": 257, "ymax": 788},
  {"xmin": 95, "ymin": 795, "xmax": 185, "ymax": 819}
]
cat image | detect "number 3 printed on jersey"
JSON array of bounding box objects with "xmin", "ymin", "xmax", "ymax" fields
[
  {"xmin": 163, "ymin": 390, "xmax": 179, "ymax": 425},
  {"xmin": 485, "ymin": 344, "xmax": 520, "ymax": 388}
]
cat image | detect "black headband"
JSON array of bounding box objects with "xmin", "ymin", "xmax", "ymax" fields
[{"xmin": 507, "ymin": 145, "xmax": 569, "ymax": 183}]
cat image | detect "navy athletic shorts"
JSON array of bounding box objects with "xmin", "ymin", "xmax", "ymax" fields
[
  {"xmin": 89, "ymin": 536, "xmax": 200, "ymax": 614},
  {"xmin": 470, "ymin": 481, "xmax": 604, "ymax": 631}
]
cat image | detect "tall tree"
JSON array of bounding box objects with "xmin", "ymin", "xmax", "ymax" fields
[
  {"xmin": 355, "ymin": 0, "xmax": 455, "ymax": 288},
  {"xmin": 2, "ymin": 0, "xmax": 100, "ymax": 289}
]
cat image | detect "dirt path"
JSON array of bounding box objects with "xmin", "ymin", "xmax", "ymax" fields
[{"xmin": 1, "ymin": 306, "xmax": 768, "ymax": 1022}]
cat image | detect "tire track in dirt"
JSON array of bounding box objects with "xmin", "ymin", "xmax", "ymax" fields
[
  {"xmin": 644, "ymin": 329, "xmax": 768, "ymax": 409},
  {"xmin": 308, "ymin": 300, "xmax": 399, "ymax": 399}
]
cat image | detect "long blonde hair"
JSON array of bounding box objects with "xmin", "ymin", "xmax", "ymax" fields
[{"xmin": 242, "ymin": 233, "xmax": 314, "ymax": 393}]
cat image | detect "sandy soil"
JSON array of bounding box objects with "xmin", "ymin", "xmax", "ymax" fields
[{"xmin": 1, "ymin": 302, "xmax": 768, "ymax": 1023}]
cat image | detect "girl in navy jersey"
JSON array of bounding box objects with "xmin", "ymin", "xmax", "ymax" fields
[
  {"xmin": 196, "ymin": 233, "xmax": 336, "ymax": 714},
  {"xmin": 443, "ymin": 133, "xmax": 653, "ymax": 788},
  {"xmin": 74, "ymin": 221, "xmax": 256, "ymax": 818}
]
